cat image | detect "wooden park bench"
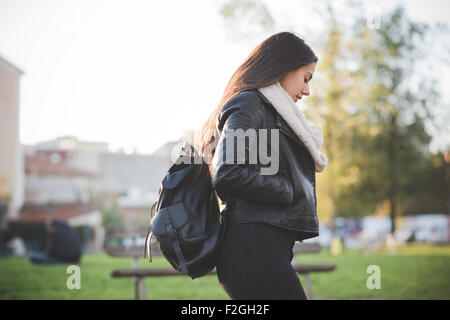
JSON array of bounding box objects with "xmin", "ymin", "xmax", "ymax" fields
[
  {"xmin": 104, "ymin": 226, "xmax": 336, "ymax": 300},
  {"xmin": 291, "ymin": 241, "xmax": 336, "ymax": 299}
]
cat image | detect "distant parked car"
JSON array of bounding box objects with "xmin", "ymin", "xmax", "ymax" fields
[{"xmin": 394, "ymin": 228, "xmax": 414, "ymax": 243}]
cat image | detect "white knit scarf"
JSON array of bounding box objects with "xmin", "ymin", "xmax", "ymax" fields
[{"xmin": 258, "ymin": 81, "xmax": 328, "ymax": 173}]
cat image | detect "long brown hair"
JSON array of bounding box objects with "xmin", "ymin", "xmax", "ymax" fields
[{"xmin": 197, "ymin": 31, "xmax": 318, "ymax": 176}]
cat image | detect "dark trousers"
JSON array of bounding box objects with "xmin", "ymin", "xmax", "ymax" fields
[{"xmin": 216, "ymin": 222, "xmax": 307, "ymax": 300}]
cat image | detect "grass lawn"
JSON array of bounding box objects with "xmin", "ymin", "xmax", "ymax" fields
[{"xmin": 0, "ymin": 243, "xmax": 449, "ymax": 300}]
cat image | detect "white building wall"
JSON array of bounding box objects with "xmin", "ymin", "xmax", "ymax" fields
[
  {"xmin": 0, "ymin": 56, "xmax": 24, "ymax": 219},
  {"xmin": 36, "ymin": 136, "xmax": 109, "ymax": 175},
  {"xmin": 25, "ymin": 174, "xmax": 90, "ymax": 205}
]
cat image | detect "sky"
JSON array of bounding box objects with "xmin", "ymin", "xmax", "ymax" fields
[{"xmin": 0, "ymin": 0, "xmax": 449, "ymax": 154}]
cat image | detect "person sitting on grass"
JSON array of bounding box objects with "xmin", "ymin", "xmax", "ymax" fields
[{"xmin": 28, "ymin": 219, "xmax": 82, "ymax": 265}]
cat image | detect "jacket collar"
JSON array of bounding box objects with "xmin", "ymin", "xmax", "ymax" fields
[{"xmin": 252, "ymin": 89, "xmax": 306, "ymax": 147}]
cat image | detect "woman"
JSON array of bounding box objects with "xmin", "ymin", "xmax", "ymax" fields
[{"xmin": 199, "ymin": 32, "xmax": 328, "ymax": 300}]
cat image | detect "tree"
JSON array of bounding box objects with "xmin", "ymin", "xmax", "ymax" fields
[
  {"xmin": 344, "ymin": 5, "xmax": 449, "ymax": 232},
  {"xmin": 101, "ymin": 201, "xmax": 124, "ymax": 228},
  {"xmin": 304, "ymin": 2, "xmax": 365, "ymax": 234}
]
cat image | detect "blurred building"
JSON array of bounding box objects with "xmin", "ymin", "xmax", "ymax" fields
[
  {"xmin": 14, "ymin": 147, "xmax": 104, "ymax": 251},
  {"xmin": 33, "ymin": 135, "xmax": 109, "ymax": 175},
  {"xmin": 0, "ymin": 55, "xmax": 24, "ymax": 220},
  {"xmin": 91, "ymin": 149, "xmax": 172, "ymax": 226},
  {"xmin": 22, "ymin": 136, "xmax": 176, "ymax": 227},
  {"xmin": 91, "ymin": 152, "xmax": 170, "ymax": 203},
  {"xmin": 24, "ymin": 149, "xmax": 94, "ymax": 204},
  {"xmin": 5, "ymin": 131, "xmax": 186, "ymax": 254}
]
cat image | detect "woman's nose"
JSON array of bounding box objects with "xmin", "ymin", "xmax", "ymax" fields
[{"xmin": 302, "ymin": 83, "xmax": 310, "ymax": 96}]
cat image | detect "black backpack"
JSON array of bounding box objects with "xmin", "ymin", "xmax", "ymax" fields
[{"xmin": 144, "ymin": 142, "xmax": 227, "ymax": 279}]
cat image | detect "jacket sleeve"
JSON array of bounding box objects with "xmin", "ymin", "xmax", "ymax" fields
[{"xmin": 211, "ymin": 92, "xmax": 294, "ymax": 207}]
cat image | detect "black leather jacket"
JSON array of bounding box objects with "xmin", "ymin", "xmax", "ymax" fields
[{"xmin": 211, "ymin": 89, "xmax": 320, "ymax": 241}]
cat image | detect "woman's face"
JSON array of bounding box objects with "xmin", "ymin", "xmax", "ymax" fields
[{"xmin": 279, "ymin": 62, "xmax": 316, "ymax": 103}]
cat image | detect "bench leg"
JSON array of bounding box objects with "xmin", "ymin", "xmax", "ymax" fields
[
  {"xmin": 134, "ymin": 277, "xmax": 140, "ymax": 300},
  {"xmin": 133, "ymin": 277, "xmax": 147, "ymax": 300},
  {"xmin": 140, "ymin": 277, "xmax": 147, "ymax": 300},
  {"xmin": 303, "ymin": 273, "xmax": 314, "ymax": 300}
]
